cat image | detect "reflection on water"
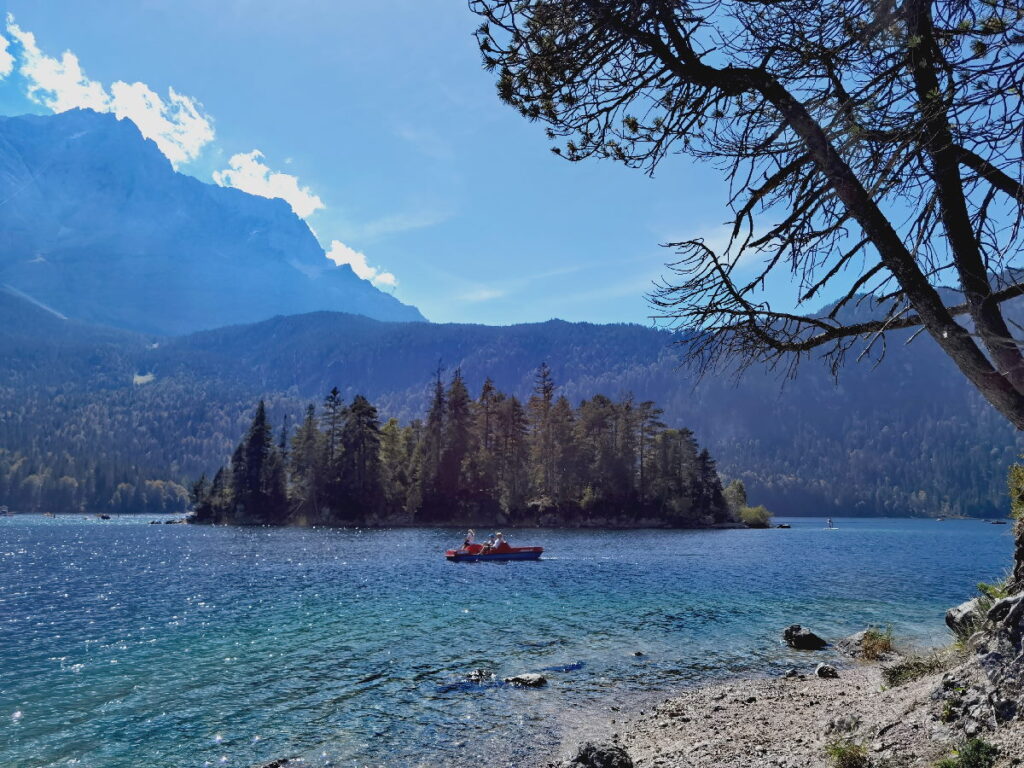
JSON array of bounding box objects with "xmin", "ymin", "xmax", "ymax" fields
[{"xmin": 0, "ymin": 516, "xmax": 1013, "ymax": 767}]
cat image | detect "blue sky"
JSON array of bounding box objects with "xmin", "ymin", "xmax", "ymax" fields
[{"xmin": 0, "ymin": 0, "xmax": 740, "ymax": 326}]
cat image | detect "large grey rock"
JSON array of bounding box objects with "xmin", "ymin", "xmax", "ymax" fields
[
  {"xmin": 987, "ymin": 594, "xmax": 1024, "ymax": 631},
  {"xmin": 503, "ymin": 673, "xmax": 547, "ymax": 687},
  {"xmin": 834, "ymin": 630, "xmax": 868, "ymax": 657},
  {"xmin": 557, "ymin": 742, "xmax": 633, "ymax": 768},
  {"xmin": 784, "ymin": 624, "xmax": 828, "ymax": 650},
  {"xmin": 967, "ymin": 593, "xmax": 1024, "ymax": 725},
  {"xmin": 816, "ymin": 663, "xmax": 840, "ymax": 679},
  {"xmin": 946, "ymin": 597, "xmax": 982, "ymax": 636},
  {"xmin": 834, "ymin": 628, "xmax": 898, "ymax": 661}
]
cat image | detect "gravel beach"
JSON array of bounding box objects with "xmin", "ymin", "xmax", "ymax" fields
[{"xmin": 555, "ymin": 655, "xmax": 1024, "ymax": 768}]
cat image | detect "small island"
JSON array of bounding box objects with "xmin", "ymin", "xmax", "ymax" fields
[{"xmin": 190, "ymin": 365, "xmax": 749, "ymax": 529}]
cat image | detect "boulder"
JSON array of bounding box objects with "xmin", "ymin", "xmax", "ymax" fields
[
  {"xmin": 503, "ymin": 673, "xmax": 547, "ymax": 687},
  {"xmin": 834, "ymin": 630, "xmax": 867, "ymax": 657},
  {"xmin": 784, "ymin": 624, "xmax": 828, "ymax": 650},
  {"xmin": 834, "ymin": 629, "xmax": 898, "ymax": 661},
  {"xmin": 987, "ymin": 594, "xmax": 1024, "ymax": 631},
  {"xmin": 816, "ymin": 663, "xmax": 839, "ymax": 679},
  {"xmin": 946, "ymin": 597, "xmax": 982, "ymax": 636},
  {"xmin": 557, "ymin": 742, "xmax": 633, "ymax": 768},
  {"xmin": 825, "ymin": 714, "xmax": 861, "ymax": 734}
]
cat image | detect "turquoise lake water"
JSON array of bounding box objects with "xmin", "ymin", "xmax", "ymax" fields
[{"xmin": 0, "ymin": 516, "xmax": 1015, "ymax": 767}]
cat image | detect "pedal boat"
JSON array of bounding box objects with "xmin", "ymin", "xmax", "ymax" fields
[{"xmin": 445, "ymin": 543, "xmax": 543, "ymax": 562}]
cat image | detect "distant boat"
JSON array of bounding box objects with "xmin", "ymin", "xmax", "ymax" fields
[
  {"xmin": 936, "ymin": 516, "xmax": 945, "ymax": 521},
  {"xmin": 445, "ymin": 543, "xmax": 543, "ymax": 562},
  {"xmin": 776, "ymin": 523, "xmax": 791, "ymax": 529},
  {"xmin": 992, "ymin": 520, "xmax": 1008, "ymax": 525},
  {"xmin": 42, "ymin": 511, "xmax": 55, "ymax": 518}
]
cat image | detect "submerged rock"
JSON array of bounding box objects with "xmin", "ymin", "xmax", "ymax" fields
[
  {"xmin": 504, "ymin": 673, "xmax": 547, "ymax": 687},
  {"xmin": 815, "ymin": 663, "xmax": 839, "ymax": 679},
  {"xmin": 467, "ymin": 668, "xmax": 494, "ymax": 683},
  {"xmin": 556, "ymin": 741, "xmax": 633, "ymax": 768},
  {"xmin": 783, "ymin": 624, "xmax": 828, "ymax": 650}
]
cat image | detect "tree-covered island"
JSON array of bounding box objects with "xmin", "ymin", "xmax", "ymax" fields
[{"xmin": 189, "ymin": 365, "xmax": 738, "ymax": 528}]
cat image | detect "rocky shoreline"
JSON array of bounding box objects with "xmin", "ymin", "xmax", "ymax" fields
[{"xmin": 551, "ymin": 597, "xmax": 1024, "ymax": 768}]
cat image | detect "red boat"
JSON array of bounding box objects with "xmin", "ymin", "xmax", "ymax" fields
[{"xmin": 445, "ymin": 542, "xmax": 543, "ymax": 562}]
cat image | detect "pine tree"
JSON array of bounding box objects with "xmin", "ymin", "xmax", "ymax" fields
[
  {"xmin": 495, "ymin": 395, "xmax": 529, "ymax": 513},
  {"xmin": 695, "ymin": 448, "xmax": 728, "ymax": 523},
  {"xmin": 379, "ymin": 417, "xmax": 410, "ymax": 515},
  {"xmin": 549, "ymin": 395, "xmax": 577, "ymax": 503},
  {"xmin": 322, "ymin": 387, "xmax": 344, "ymax": 464},
  {"xmin": 439, "ymin": 369, "xmax": 473, "ymax": 502},
  {"xmin": 290, "ymin": 405, "xmax": 326, "ymax": 518},
  {"xmin": 528, "ymin": 362, "xmax": 557, "ymax": 499},
  {"xmin": 414, "ymin": 369, "xmax": 446, "ymax": 518},
  {"xmin": 636, "ymin": 400, "xmax": 666, "ymax": 505},
  {"xmin": 338, "ymin": 395, "xmax": 382, "ymax": 517}
]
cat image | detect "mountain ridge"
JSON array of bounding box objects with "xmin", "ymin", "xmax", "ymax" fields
[{"xmin": 0, "ymin": 109, "xmax": 425, "ymax": 334}]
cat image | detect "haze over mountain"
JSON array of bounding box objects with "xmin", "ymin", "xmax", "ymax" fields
[{"xmin": 0, "ymin": 110, "xmax": 424, "ymax": 334}]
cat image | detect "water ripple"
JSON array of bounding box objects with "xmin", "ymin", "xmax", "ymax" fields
[{"xmin": 0, "ymin": 515, "xmax": 1013, "ymax": 767}]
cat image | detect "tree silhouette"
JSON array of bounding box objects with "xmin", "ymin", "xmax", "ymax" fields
[{"xmin": 472, "ymin": 0, "xmax": 1024, "ymax": 586}]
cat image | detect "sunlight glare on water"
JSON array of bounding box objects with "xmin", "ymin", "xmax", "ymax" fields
[{"xmin": 0, "ymin": 515, "xmax": 1013, "ymax": 767}]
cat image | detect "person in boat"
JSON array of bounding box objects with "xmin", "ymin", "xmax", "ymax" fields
[
  {"xmin": 827, "ymin": 517, "xmax": 834, "ymax": 529},
  {"xmin": 493, "ymin": 531, "xmax": 509, "ymax": 552},
  {"xmin": 462, "ymin": 529, "xmax": 476, "ymax": 549},
  {"xmin": 481, "ymin": 533, "xmax": 497, "ymax": 553}
]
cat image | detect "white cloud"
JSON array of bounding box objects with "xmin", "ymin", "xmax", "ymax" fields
[
  {"xmin": 213, "ymin": 150, "xmax": 325, "ymax": 219},
  {"xmin": 4, "ymin": 15, "xmax": 214, "ymax": 167},
  {"xmin": 8, "ymin": 20, "xmax": 109, "ymax": 112},
  {"xmin": 0, "ymin": 32, "xmax": 14, "ymax": 77},
  {"xmin": 325, "ymin": 239, "xmax": 397, "ymax": 288},
  {"xmin": 109, "ymin": 82, "xmax": 214, "ymax": 167}
]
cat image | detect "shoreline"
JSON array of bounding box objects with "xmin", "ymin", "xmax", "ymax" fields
[{"xmin": 552, "ymin": 647, "xmax": 1024, "ymax": 768}]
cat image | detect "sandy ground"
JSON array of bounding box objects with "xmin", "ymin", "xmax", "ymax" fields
[{"xmin": 576, "ymin": 661, "xmax": 1024, "ymax": 768}]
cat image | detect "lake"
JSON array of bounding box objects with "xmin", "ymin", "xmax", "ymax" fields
[{"xmin": 0, "ymin": 516, "xmax": 1014, "ymax": 767}]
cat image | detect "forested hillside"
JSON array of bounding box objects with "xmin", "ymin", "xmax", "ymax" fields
[{"xmin": 0, "ymin": 289, "xmax": 1019, "ymax": 517}]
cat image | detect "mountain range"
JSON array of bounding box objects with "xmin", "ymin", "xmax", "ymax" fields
[
  {"xmin": 0, "ymin": 110, "xmax": 1019, "ymax": 519},
  {"xmin": 0, "ymin": 110, "xmax": 423, "ymax": 334}
]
